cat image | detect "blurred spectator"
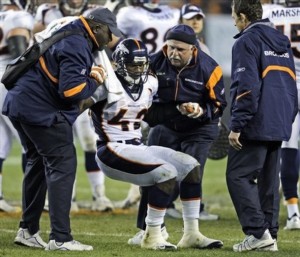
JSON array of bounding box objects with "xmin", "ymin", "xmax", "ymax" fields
[{"xmin": 0, "ymin": 0, "xmax": 34, "ymax": 213}]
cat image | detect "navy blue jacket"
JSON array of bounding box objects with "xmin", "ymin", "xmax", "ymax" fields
[
  {"xmin": 230, "ymin": 19, "xmax": 297, "ymax": 141},
  {"xmin": 2, "ymin": 16, "xmax": 100, "ymax": 126},
  {"xmin": 150, "ymin": 45, "xmax": 227, "ymax": 132}
]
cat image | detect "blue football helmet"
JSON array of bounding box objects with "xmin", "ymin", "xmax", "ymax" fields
[{"xmin": 112, "ymin": 38, "xmax": 149, "ymax": 87}]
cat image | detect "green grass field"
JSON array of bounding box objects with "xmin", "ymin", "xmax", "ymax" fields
[{"xmin": 0, "ymin": 139, "xmax": 299, "ymax": 257}]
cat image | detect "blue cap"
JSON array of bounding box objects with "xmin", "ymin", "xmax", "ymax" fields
[
  {"xmin": 83, "ymin": 7, "xmax": 122, "ymax": 37},
  {"xmin": 166, "ymin": 24, "xmax": 197, "ymax": 45},
  {"xmin": 181, "ymin": 4, "xmax": 205, "ymax": 19}
]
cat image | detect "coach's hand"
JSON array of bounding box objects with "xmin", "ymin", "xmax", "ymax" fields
[
  {"xmin": 177, "ymin": 102, "xmax": 203, "ymax": 118},
  {"xmin": 228, "ymin": 131, "xmax": 242, "ymax": 150},
  {"xmin": 90, "ymin": 64, "xmax": 107, "ymax": 85}
]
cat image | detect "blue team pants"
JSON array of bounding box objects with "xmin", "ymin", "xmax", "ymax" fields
[
  {"xmin": 11, "ymin": 113, "xmax": 76, "ymax": 242},
  {"xmin": 226, "ymin": 140, "xmax": 281, "ymax": 239}
]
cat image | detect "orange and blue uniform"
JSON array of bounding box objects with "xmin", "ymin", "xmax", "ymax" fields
[
  {"xmin": 1, "ymin": 16, "xmax": 102, "ymax": 243},
  {"xmin": 3, "ymin": 16, "xmax": 99, "ymax": 126},
  {"xmin": 227, "ymin": 18, "xmax": 297, "ymax": 241}
]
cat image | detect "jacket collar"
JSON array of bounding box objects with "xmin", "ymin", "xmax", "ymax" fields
[{"xmin": 79, "ymin": 15, "xmax": 99, "ymax": 49}]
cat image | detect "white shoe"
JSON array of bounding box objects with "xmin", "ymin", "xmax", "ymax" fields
[
  {"xmin": 141, "ymin": 226, "xmax": 176, "ymax": 250},
  {"xmin": 199, "ymin": 210, "xmax": 219, "ymax": 221},
  {"xmin": 284, "ymin": 213, "xmax": 300, "ymax": 230},
  {"xmin": 233, "ymin": 229, "xmax": 275, "ymax": 252},
  {"xmin": 0, "ymin": 198, "xmax": 19, "ymax": 212},
  {"xmin": 165, "ymin": 208, "xmax": 182, "ymax": 219},
  {"xmin": 91, "ymin": 196, "xmax": 114, "ymax": 212},
  {"xmin": 70, "ymin": 201, "xmax": 79, "ymax": 213},
  {"xmin": 14, "ymin": 228, "xmax": 47, "ymax": 248},
  {"xmin": 258, "ymin": 239, "xmax": 278, "ymax": 251},
  {"xmin": 128, "ymin": 227, "xmax": 169, "ymax": 246},
  {"xmin": 45, "ymin": 239, "xmax": 93, "ymax": 251},
  {"xmin": 177, "ymin": 231, "xmax": 223, "ymax": 249}
]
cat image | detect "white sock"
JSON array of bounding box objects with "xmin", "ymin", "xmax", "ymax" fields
[
  {"xmin": 183, "ymin": 219, "xmax": 199, "ymax": 233},
  {"xmin": 145, "ymin": 205, "xmax": 166, "ymax": 226},
  {"xmin": 287, "ymin": 204, "xmax": 300, "ymax": 218},
  {"xmin": 145, "ymin": 224, "xmax": 162, "ymax": 238},
  {"xmin": 181, "ymin": 199, "xmax": 200, "ymax": 220},
  {"xmin": 87, "ymin": 171, "xmax": 104, "ymax": 197}
]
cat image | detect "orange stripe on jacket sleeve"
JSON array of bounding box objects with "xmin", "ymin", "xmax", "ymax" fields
[
  {"xmin": 206, "ymin": 66, "xmax": 223, "ymax": 106},
  {"xmin": 262, "ymin": 65, "xmax": 296, "ymax": 80},
  {"xmin": 236, "ymin": 90, "xmax": 251, "ymax": 101},
  {"xmin": 39, "ymin": 56, "xmax": 58, "ymax": 84},
  {"xmin": 64, "ymin": 82, "xmax": 86, "ymax": 97}
]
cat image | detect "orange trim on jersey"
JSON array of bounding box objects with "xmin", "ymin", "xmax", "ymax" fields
[
  {"xmin": 63, "ymin": 82, "xmax": 86, "ymax": 97},
  {"xmin": 262, "ymin": 65, "xmax": 296, "ymax": 80},
  {"xmin": 206, "ymin": 66, "xmax": 222, "ymax": 106},
  {"xmin": 39, "ymin": 56, "xmax": 58, "ymax": 84},
  {"xmin": 236, "ymin": 90, "xmax": 251, "ymax": 101},
  {"xmin": 79, "ymin": 15, "xmax": 99, "ymax": 49}
]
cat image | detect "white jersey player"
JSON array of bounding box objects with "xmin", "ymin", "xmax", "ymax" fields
[
  {"xmin": 89, "ymin": 38, "xmax": 223, "ymax": 251},
  {"xmin": 263, "ymin": 0, "xmax": 300, "ymax": 230},
  {"xmin": 116, "ymin": 0, "xmax": 180, "ymax": 54},
  {"xmin": 0, "ymin": 1, "xmax": 34, "ymax": 212},
  {"xmin": 34, "ymin": 0, "xmax": 114, "ymax": 212},
  {"xmin": 115, "ymin": 0, "xmax": 180, "ymax": 209}
]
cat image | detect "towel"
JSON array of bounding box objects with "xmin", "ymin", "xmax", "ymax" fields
[
  {"xmin": 35, "ymin": 18, "xmax": 123, "ymax": 104},
  {"xmin": 34, "ymin": 16, "xmax": 78, "ymax": 43},
  {"xmin": 94, "ymin": 50, "xmax": 123, "ymax": 104}
]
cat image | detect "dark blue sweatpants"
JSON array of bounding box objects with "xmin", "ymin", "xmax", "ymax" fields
[
  {"xmin": 226, "ymin": 140, "xmax": 281, "ymax": 239},
  {"xmin": 11, "ymin": 113, "xmax": 76, "ymax": 242}
]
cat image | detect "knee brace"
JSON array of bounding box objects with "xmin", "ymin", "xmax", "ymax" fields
[
  {"xmin": 148, "ymin": 178, "xmax": 176, "ymax": 208},
  {"xmin": 180, "ymin": 165, "xmax": 201, "ymax": 199},
  {"xmin": 182, "ymin": 165, "xmax": 201, "ymax": 184},
  {"xmin": 156, "ymin": 178, "xmax": 177, "ymax": 195}
]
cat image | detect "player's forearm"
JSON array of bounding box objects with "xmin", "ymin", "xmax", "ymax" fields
[
  {"xmin": 144, "ymin": 103, "xmax": 180, "ymax": 127},
  {"xmin": 79, "ymin": 98, "xmax": 94, "ymax": 114}
]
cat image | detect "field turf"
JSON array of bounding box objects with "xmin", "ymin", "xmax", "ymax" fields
[{"xmin": 0, "ymin": 139, "xmax": 299, "ymax": 257}]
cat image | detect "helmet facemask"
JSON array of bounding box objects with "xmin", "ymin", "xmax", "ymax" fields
[
  {"xmin": 119, "ymin": 58, "xmax": 149, "ymax": 88},
  {"xmin": 113, "ymin": 39, "xmax": 150, "ymax": 99}
]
